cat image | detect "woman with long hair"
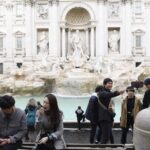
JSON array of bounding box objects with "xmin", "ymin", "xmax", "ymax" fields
[{"xmin": 35, "ymin": 94, "xmax": 65, "ymax": 150}]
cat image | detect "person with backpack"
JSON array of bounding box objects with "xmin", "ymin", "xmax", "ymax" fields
[
  {"xmin": 25, "ymin": 98, "xmax": 37, "ymax": 141},
  {"xmin": 85, "ymin": 85, "xmax": 103, "ymax": 144}
]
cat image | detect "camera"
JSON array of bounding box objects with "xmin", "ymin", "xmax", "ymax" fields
[{"xmin": 131, "ymin": 81, "xmax": 143, "ymax": 89}]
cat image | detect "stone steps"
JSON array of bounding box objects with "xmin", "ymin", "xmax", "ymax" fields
[{"xmin": 18, "ymin": 142, "xmax": 134, "ymax": 150}]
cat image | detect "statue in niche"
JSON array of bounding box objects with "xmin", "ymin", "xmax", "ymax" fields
[
  {"xmin": 71, "ymin": 30, "xmax": 85, "ymax": 68},
  {"xmin": 108, "ymin": 30, "xmax": 120, "ymax": 53},
  {"xmin": 37, "ymin": 4, "xmax": 48, "ymax": 19},
  {"xmin": 37, "ymin": 31, "xmax": 49, "ymax": 66}
]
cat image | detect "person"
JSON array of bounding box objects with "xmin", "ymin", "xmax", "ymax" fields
[
  {"xmin": 98, "ymin": 78, "xmax": 124, "ymax": 144},
  {"xmin": 25, "ymin": 98, "xmax": 37, "ymax": 141},
  {"xmin": 142, "ymin": 78, "xmax": 150, "ymax": 109},
  {"xmin": 0, "ymin": 95, "xmax": 27, "ymax": 150},
  {"xmin": 108, "ymin": 30, "xmax": 120, "ymax": 52},
  {"xmin": 75, "ymin": 106, "xmax": 85, "ymax": 130},
  {"xmin": 85, "ymin": 85, "xmax": 103, "ymax": 144},
  {"xmin": 35, "ymin": 94, "xmax": 65, "ymax": 150},
  {"xmin": 120, "ymin": 86, "xmax": 142, "ymax": 144}
]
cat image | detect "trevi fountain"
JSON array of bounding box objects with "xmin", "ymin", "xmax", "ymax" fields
[{"xmin": 0, "ymin": 0, "xmax": 150, "ymax": 96}]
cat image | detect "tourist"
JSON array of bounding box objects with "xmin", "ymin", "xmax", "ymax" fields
[
  {"xmin": 85, "ymin": 85, "xmax": 103, "ymax": 144},
  {"xmin": 98, "ymin": 78, "xmax": 124, "ymax": 144},
  {"xmin": 0, "ymin": 95, "xmax": 27, "ymax": 150},
  {"xmin": 142, "ymin": 78, "xmax": 150, "ymax": 109},
  {"xmin": 34, "ymin": 94, "xmax": 65, "ymax": 150},
  {"xmin": 120, "ymin": 86, "xmax": 142, "ymax": 144},
  {"xmin": 25, "ymin": 98, "xmax": 37, "ymax": 141},
  {"xmin": 75, "ymin": 106, "xmax": 85, "ymax": 130}
]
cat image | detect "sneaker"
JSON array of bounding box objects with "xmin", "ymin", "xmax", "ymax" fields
[{"xmin": 95, "ymin": 140, "xmax": 99, "ymax": 144}]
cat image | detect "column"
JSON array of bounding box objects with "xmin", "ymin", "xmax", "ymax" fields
[
  {"xmin": 67, "ymin": 29, "xmax": 71, "ymax": 56},
  {"xmin": 96, "ymin": 1, "xmax": 106, "ymax": 56},
  {"xmin": 5, "ymin": 3, "xmax": 13, "ymax": 58},
  {"xmin": 25, "ymin": 1, "xmax": 32, "ymax": 58},
  {"xmin": 125, "ymin": 1, "xmax": 132, "ymax": 56},
  {"xmin": 145, "ymin": 2, "xmax": 150, "ymax": 56},
  {"xmin": 31, "ymin": 2, "xmax": 36, "ymax": 57},
  {"xmin": 90, "ymin": 27, "xmax": 95, "ymax": 57},
  {"xmin": 85, "ymin": 28, "xmax": 89, "ymax": 55},
  {"xmin": 62, "ymin": 27, "xmax": 66, "ymax": 57},
  {"xmin": 49, "ymin": 1, "xmax": 59, "ymax": 57}
]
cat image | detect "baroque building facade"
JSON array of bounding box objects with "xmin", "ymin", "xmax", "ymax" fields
[{"xmin": 0, "ymin": 0, "xmax": 150, "ymax": 74}]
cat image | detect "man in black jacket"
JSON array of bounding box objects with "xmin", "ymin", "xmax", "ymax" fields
[
  {"xmin": 143, "ymin": 78, "xmax": 150, "ymax": 109},
  {"xmin": 98, "ymin": 78, "xmax": 124, "ymax": 144}
]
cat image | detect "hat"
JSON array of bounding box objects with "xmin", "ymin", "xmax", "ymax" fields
[
  {"xmin": 144, "ymin": 78, "xmax": 150, "ymax": 85},
  {"xmin": 126, "ymin": 86, "xmax": 135, "ymax": 92},
  {"xmin": 103, "ymin": 78, "xmax": 113, "ymax": 85}
]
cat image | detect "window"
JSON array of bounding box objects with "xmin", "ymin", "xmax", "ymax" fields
[
  {"xmin": 0, "ymin": 63, "xmax": 3, "ymax": 74},
  {"xmin": 135, "ymin": 1, "xmax": 142, "ymax": 15},
  {"xmin": 0, "ymin": 5, "xmax": 3, "ymax": 17},
  {"xmin": 0, "ymin": 33, "xmax": 5, "ymax": 54},
  {"xmin": 16, "ymin": 36, "xmax": 22, "ymax": 49},
  {"xmin": 0, "ymin": 36, "xmax": 3, "ymax": 50},
  {"xmin": 17, "ymin": 62, "xmax": 22, "ymax": 68},
  {"xmin": 14, "ymin": 31, "xmax": 25, "ymax": 56},
  {"xmin": 135, "ymin": 62, "xmax": 141, "ymax": 67},
  {"xmin": 16, "ymin": 4, "xmax": 23, "ymax": 16},
  {"xmin": 132, "ymin": 29, "xmax": 145, "ymax": 56},
  {"xmin": 135, "ymin": 35, "xmax": 142, "ymax": 48}
]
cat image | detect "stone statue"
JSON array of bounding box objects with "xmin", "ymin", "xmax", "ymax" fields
[
  {"xmin": 109, "ymin": 3, "xmax": 119, "ymax": 18},
  {"xmin": 108, "ymin": 30, "xmax": 120, "ymax": 53},
  {"xmin": 71, "ymin": 30, "xmax": 85, "ymax": 68},
  {"xmin": 37, "ymin": 4, "xmax": 48, "ymax": 19},
  {"xmin": 37, "ymin": 31, "xmax": 49, "ymax": 66}
]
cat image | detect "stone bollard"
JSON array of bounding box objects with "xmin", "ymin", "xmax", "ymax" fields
[{"xmin": 133, "ymin": 107, "xmax": 150, "ymax": 150}]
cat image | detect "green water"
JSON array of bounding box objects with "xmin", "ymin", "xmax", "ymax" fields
[{"xmin": 14, "ymin": 95, "xmax": 124, "ymax": 122}]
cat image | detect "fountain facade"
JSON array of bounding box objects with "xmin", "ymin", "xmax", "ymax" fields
[{"xmin": 0, "ymin": 0, "xmax": 150, "ymax": 95}]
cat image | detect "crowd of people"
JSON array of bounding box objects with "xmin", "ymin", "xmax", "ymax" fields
[{"xmin": 0, "ymin": 77, "xmax": 150, "ymax": 150}]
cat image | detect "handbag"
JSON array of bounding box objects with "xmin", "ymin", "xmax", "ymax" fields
[
  {"xmin": 98, "ymin": 98, "xmax": 116, "ymax": 119},
  {"xmin": 33, "ymin": 131, "xmax": 56, "ymax": 150}
]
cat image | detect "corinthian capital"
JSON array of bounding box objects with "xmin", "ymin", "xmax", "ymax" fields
[
  {"xmin": 49, "ymin": 0, "xmax": 59, "ymax": 6},
  {"xmin": 5, "ymin": 1, "xmax": 13, "ymax": 10}
]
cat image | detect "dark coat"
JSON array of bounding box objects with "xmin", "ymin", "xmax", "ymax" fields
[
  {"xmin": 143, "ymin": 90, "xmax": 150, "ymax": 109},
  {"xmin": 85, "ymin": 93, "xmax": 99, "ymax": 123},
  {"xmin": 98, "ymin": 88, "xmax": 120, "ymax": 122}
]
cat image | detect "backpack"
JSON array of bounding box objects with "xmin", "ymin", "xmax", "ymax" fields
[{"xmin": 26, "ymin": 108, "xmax": 36, "ymax": 126}]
